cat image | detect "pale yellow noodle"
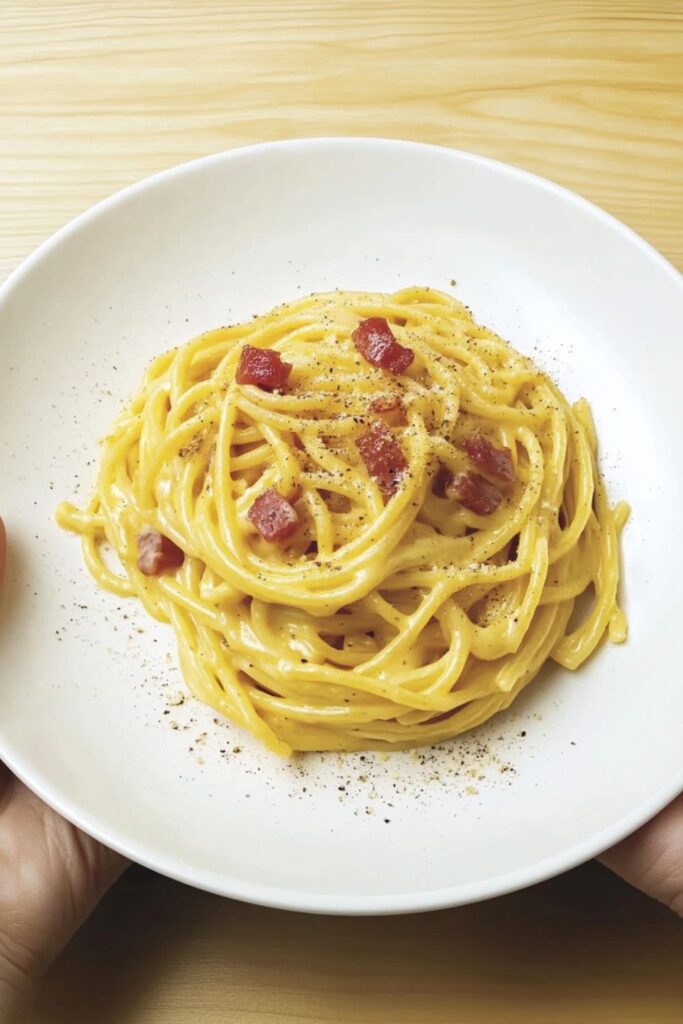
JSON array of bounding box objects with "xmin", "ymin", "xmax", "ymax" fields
[{"xmin": 57, "ymin": 288, "xmax": 627, "ymax": 756}]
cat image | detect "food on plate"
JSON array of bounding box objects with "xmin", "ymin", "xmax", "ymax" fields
[{"xmin": 57, "ymin": 288, "xmax": 628, "ymax": 756}]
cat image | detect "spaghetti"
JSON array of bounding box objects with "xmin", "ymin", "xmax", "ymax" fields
[{"xmin": 57, "ymin": 288, "xmax": 628, "ymax": 756}]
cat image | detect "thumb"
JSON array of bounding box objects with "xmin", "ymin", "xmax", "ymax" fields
[{"xmin": 599, "ymin": 793, "xmax": 683, "ymax": 917}]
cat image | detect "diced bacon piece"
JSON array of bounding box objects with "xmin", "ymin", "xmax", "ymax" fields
[
  {"xmin": 463, "ymin": 434, "xmax": 514, "ymax": 482},
  {"xmin": 446, "ymin": 471, "xmax": 502, "ymax": 516},
  {"xmin": 352, "ymin": 317, "xmax": 414, "ymax": 374},
  {"xmin": 369, "ymin": 394, "xmax": 407, "ymax": 426},
  {"xmin": 432, "ymin": 465, "xmax": 452, "ymax": 497},
  {"xmin": 355, "ymin": 420, "xmax": 407, "ymax": 497},
  {"xmin": 248, "ymin": 487, "xmax": 299, "ymax": 542},
  {"xmin": 236, "ymin": 345, "xmax": 292, "ymax": 391},
  {"xmin": 137, "ymin": 529, "xmax": 184, "ymax": 576}
]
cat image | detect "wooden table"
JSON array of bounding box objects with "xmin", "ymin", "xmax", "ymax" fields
[{"xmin": 2, "ymin": 2, "xmax": 681, "ymax": 1021}]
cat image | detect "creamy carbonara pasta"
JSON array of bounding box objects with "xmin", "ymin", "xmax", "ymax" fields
[{"xmin": 57, "ymin": 288, "xmax": 627, "ymax": 756}]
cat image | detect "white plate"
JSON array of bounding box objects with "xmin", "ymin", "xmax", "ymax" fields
[{"xmin": 0, "ymin": 139, "xmax": 681, "ymax": 914}]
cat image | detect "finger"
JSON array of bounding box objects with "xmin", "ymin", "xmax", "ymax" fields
[
  {"xmin": 0, "ymin": 778, "xmax": 130, "ymax": 980},
  {"xmin": 599, "ymin": 793, "xmax": 683, "ymax": 916}
]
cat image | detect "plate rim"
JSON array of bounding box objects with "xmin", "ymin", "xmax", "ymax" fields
[
  {"xmin": 2, "ymin": 745, "xmax": 681, "ymax": 915},
  {"xmin": 1, "ymin": 136, "xmax": 682, "ymax": 915}
]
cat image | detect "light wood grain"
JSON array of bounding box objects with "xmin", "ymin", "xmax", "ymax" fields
[
  {"xmin": 1, "ymin": 0, "xmax": 682, "ymax": 283},
  {"xmin": 2, "ymin": 2, "xmax": 682, "ymax": 1022},
  {"xmin": 31, "ymin": 865, "xmax": 683, "ymax": 1024}
]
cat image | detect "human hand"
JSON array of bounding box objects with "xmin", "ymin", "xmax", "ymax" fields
[
  {"xmin": 0, "ymin": 518, "xmax": 128, "ymax": 1018},
  {"xmin": 599, "ymin": 792, "xmax": 683, "ymax": 917}
]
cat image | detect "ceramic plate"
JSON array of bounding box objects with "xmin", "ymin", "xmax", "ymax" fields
[{"xmin": 1, "ymin": 139, "xmax": 681, "ymax": 913}]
